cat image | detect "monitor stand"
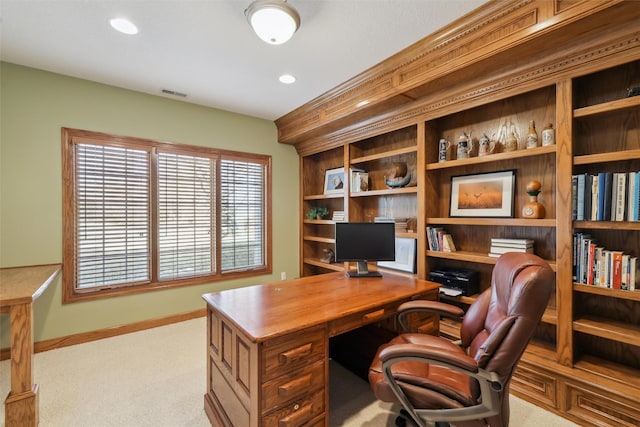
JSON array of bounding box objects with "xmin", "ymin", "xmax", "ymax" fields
[{"xmin": 347, "ymin": 261, "xmax": 382, "ymax": 278}]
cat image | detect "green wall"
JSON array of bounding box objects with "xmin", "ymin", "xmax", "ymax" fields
[{"xmin": 0, "ymin": 62, "xmax": 300, "ymax": 347}]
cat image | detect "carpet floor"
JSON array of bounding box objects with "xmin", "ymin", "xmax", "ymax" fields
[{"xmin": 0, "ymin": 317, "xmax": 578, "ymax": 426}]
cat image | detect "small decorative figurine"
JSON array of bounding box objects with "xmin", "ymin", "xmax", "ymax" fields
[
  {"xmin": 385, "ymin": 162, "xmax": 412, "ymax": 187},
  {"xmin": 522, "ymin": 180, "xmax": 545, "ymax": 219},
  {"xmin": 456, "ymin": 131, "xmax": 474, "ymax": 159},
  {"xmin": 321, "ymin": 248, "xmax": 334, "ymax": 263},
  {"xmin": 438, "ymin": 138, "xmax": 452, "ymax": 162},
  {"xmin": 478, "ymin": 133, "xmax": 496, "ymax": 156}
]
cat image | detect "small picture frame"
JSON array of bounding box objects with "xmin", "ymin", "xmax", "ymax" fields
[
  {"xmin": 378, "ymin": 238, "xmax": 417, "ymax": 273},
  {"xmin": 324, "ymin": 167, "xmax": 345, "ymax": 194},
  {"xmin": 450, "ymin": 170, "xmax": 516, "ymax": 218}
]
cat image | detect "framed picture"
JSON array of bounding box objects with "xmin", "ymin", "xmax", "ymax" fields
[
  {"xmin": 324, "ymin": 167, "xmax": 345, "ymax": 194},
  {"xmin": 378, "ymin": 238, "xmax": 417, "ymax": 273},
  {"xmin": 449, "ymin": 170, "xmax": 516, "ymax": 218}
]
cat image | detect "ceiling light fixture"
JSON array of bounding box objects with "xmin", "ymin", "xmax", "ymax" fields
[
  {"xmin": 110, "ymin": 18, "xmax": 138, "ymax": 35},
  {"xmin": 245, "ymin": 0, "xmax": 300, "ymax": 45},
  {"xmin": 279, "ymin": 74, "xmax": 296, "ymax": 84}
]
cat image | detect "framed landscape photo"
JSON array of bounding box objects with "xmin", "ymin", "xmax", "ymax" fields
[
  {"xmin": 378, "ymin": 238, "xmax": 416, "ymax": 273},
  {"xmin": 449, "ymin": 170, "xmax": 515, "ymax": 218},
  {"xmin": 324, "ymin": 167, "xmax": 345, "ymax": 194}
]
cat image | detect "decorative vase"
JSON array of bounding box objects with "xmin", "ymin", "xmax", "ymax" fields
[
  {"xmin": 505, "ymin": 132, "xmax": 518, "ymax": 152},
  {"xmin": 542, "ymin": 123, "xmax": 555, "ymax": 146},
  {"xmin": 522, "ymin": 180, "xmax": 545, "ymax": 219}
]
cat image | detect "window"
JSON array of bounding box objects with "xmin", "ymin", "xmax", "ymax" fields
[{"xmin": 62, "ymin": 128, "xmax": 271, "ymax": 302}]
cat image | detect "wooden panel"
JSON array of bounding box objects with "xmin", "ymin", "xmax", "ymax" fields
[
  {"xmin": 209, "ymin": 360, "xmax": 250, "ymax": 427},
  {"xmin": 221, "ymin": 321, "xmax": 233, "ymax": 373},
  {"xmin": 512, "ymin": 361, "xmax": 557, "ymax": 408},
  {"xmin": 563, "ymin": 381, "xmax": 640, "ymax": 427}
]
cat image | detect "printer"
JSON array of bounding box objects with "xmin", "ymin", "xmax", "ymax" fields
[{"xmin": 429, "ymin": 267, "xmax": 479, "ymax": 296}]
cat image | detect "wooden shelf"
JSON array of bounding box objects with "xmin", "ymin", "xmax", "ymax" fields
[
  {"xmin": 573, "ymin": 220, "xmax": 640, "ymax": 230},
  {"xmin": 351, "ymin": 146, "xmax": 417, "ymax": 164},
  {"xmin": 427, "ymin": 217, "xmax": 556, "ymax": 227},
  {"xmin": 350, "ymin": 186, "xmax": 418, "ymax": 197},
  {"xmin": 427, "ymin": 250, "xmax": 557, "ymax": 271},
  {"xmin": 302, "ymin": 235, "xmax": 335, "ymax": 244},
  {"xmin": 303, "ymin": 193, "xmax": 344, "ymax": 201},
  {"xmin": 303, "ymin": 258, "xmax": 344, "ymax": 272},
  {"xmin": 573, "ymin": 315, "xmax": 640, "ymax": 347},
  {"xmin": 573, "ymin": 96, "xmax": 640, "ymax": 118},
  {"xmin": 574, "ymin": 283, "xmax": 640, "ymax": 301},
  {"xmin": 574, "ymin": 355, "xmax": 640, "ymax": 391},
  {"xmin": 573, "ymin": 148, "xmax": 640, "ymax": 166},
  {"xmin": 426, "ymin": 145, "xmax": 556, "ymax": 171},
  {"xmin": 541, "ymin": 307, "xmax": 557, "ymax": 325},
  {"xmin": 303, "ymin": 219, "xmax": 335, "ymax": 225}
]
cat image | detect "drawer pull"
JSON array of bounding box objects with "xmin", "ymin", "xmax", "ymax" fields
[
  {"xmin": 278, "ymin": 374, "xmax": 312, "ymax": 397},
  {"xmin": 279, "ymin": 343, "xmax": 313, "ymax": 364},
  {"xmin": 278, "ymin": 403, "xmax": 313, "ymax": 427},
  {"xmin": 363, "ymin": 309, "xmax": 385, "ymax": 322}
]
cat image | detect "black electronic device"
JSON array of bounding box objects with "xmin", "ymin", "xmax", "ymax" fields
[
  {"xmin": 335, "ymin": 222, "xmax": 396, "ymax": 277},
  {"xmin": 429, "ymin": 267, "xmax": 479, "ymax": 296}
]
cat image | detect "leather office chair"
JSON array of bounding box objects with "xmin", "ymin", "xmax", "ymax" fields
[{"xmin": 369, "ymin": 252, "xmax": 554, "ymax": 427}]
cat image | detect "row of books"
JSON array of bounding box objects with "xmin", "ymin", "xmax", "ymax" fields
[
  {"xmin": 426, "ymin": 227, "xmax": 456, "ymax": 252},
  {"xmin": 488, "ymin": 238, "xmax": 534, "ymax": 258},
  {"xmin": 572, "ymin": 171, "xmax": 640, "ymax": 221},
  {"xmin": 573, "ymin": 233, "xmax": 638, "ymax": 290},
  {"xmin": 332, "ymin": 210, "xmax": 345, "ymax": 221}
]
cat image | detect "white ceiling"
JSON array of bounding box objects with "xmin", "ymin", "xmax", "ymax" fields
[{"xmin": 0, "ymin": 0, "xmax": 486, "ymax": 121}]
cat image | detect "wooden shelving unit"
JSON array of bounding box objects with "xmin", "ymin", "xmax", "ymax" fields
[{"xmin": 288, "ymin": 2, "xmax": 640, "ymax": 425}]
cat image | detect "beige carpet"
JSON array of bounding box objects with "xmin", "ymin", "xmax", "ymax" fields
[{"xmin": 0, "ymin": 318, "xmax": 578, "ymax": 426}]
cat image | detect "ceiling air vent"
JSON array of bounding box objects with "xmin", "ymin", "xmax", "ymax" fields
[{"xmin": 161, "ymin": 89, "xmax": 187, "ymax": 97}]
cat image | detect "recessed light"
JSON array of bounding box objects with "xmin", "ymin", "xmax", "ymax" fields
[
  {"xmin": 279, "ymin": 74, "xmax": 296, "ymax": 84},
  {"xmin": 110, "ymin": 18, "xmax": 139, "ymax": 35}
]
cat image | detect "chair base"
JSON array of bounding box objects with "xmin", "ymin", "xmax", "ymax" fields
[{"xmin": 394, "ymin": 409, "xmax": 450, "ymax": 427}]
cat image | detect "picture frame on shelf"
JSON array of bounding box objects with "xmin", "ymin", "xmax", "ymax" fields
[
  {"xmin": 449, "ymin": 170, "xmax": 516, "ymax": 218},
  {"xmin": 378, "ymin": 237, "xmax": 416, "ymax": 273},
  {"xmin": 324, "ymin": 167, "xmax": 345, "ymax": 194}
]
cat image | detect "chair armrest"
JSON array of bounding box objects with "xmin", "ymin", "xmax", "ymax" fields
[{"xmin": 397, "ymin": 300, "xmax": 464, "ymax": 333}]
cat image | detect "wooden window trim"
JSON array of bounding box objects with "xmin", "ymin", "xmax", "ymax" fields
[{"xmin": 62, "ymin": 128, "xmax": 272, "ymax": 303}]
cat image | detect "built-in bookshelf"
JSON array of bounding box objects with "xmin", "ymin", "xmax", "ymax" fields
[{"xmin": 288, "ymin": 3, "xmax": 640, "ymax": 425}]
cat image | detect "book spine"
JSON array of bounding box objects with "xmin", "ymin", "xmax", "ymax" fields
[
  {"xmin": 615, "ymin": 172, "xmax": 626, "ymax": 221},
  {"xmin": 577, "ymin": 174, "xmax": 585, "ymax": 221},
  {"xmin": 591, "ymin": 174, "xmax": 599, "ymax": 221}
]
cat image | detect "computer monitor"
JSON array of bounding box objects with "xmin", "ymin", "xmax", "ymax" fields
[{"xmin": 334, "ymin": 222, "xmax": 396, "ymax": 277}]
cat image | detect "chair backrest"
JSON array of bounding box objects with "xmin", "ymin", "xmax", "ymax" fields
[{"xmin": 460, "ymin": 252, "xmax": 554, "ymax": 391}]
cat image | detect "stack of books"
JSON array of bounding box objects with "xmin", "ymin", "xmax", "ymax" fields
[
  {"xmin": 426, "ymin": 227, "xmax": 456, "ymax": 252},
  {"xmin": 332, "ymin": 211, "xmax": 345, "ymax": 222},
  {"xmin": 374, "ymin": 217, "xmax": 408, "ymax": 233},
  {"xmin": 488, "ymin": 238, "xmax": 534, "ymax": 258}
]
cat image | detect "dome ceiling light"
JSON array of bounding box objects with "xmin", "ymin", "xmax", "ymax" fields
[{"xmin": 245, "ymin": 0, "xmax": 300, "ymax": 45}]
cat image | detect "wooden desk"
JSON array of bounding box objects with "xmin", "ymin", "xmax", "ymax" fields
[
  {"xmin": 1, "ymin": 264, "xmax": 60, "ymax": 427},
  {"xmin": 202, "ymin": 271, "xmax": 439, "ymax": 426}
]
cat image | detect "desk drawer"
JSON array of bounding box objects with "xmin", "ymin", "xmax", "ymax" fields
[
  {"xmin": 262, "ymin": 360, "xmax": 325, "ymax": 413},
  {"xmin": 263, "ymin": 389, "xmax": 325, "ymax": 427},
  {"xmin": 262, "ymin": 327, "xmax": 326, "ymax": 381},
  {"xmin": 329, "ymin": 301, "xmax": 400, "ymax": 336}
]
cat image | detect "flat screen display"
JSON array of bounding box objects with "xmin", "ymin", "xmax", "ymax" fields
[{"xmin": 334, "ymin": 222, "xmax": 395, "ymax": 277}]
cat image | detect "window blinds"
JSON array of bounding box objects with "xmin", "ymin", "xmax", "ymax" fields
[{"xmin": 75, "ymin": 144, "xmax": 150, "ymax": 289}]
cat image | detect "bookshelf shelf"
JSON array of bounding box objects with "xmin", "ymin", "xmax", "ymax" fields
[
  {"xmin": 427, "ymin": 250, "xmax": 557, "ymax": 271},
  {"xmin": 573, "ymin": 315, "xmax": 640, "ymax": 347},
  {"xmin": 350, "ymin": 186, "xmax": 418, "ymax": 197},
  {"xmin": 573, "ymin": 95, "xmax": 640, "ymax": 118},
  {"xmin": 427, "ymin": 217, "xmax": 556, "ymax": 227},
  {"xmin": 426, "ymin": 145, "xmax": 556, "ymax": 171},
  {"xmin": 573, "ymin": 283, "xmax": 640, "ymax": 302},
  {"xmin": 573, "ymin": 148, "xmax": 640, "ymax": 166},
  {"xmin": 351, "ymin": 146, "xmax": 418, "ymax": 165},
  {"xmin": 302, "ymin": 258, "xmax": 344, "ymax": 272},
  {"xmin": 573, "ymin": 220, "xmax": 640, "ymax": 231},
  {"xmin": 302, "ymin": 235, "xmax": 335, "ymax": 244}
]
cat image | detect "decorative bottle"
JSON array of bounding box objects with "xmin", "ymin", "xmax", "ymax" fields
[
  {"xmin": 542, "ymin": 123, "xmax": 555, "ymax": 146},
  {"xmin": 526, "ymin": 120, "xmax": 539, "ymax": 149}
]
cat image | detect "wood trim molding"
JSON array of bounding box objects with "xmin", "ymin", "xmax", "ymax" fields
[
  {"xmin": 275, "ymin": 0, "xmax": 633, "ymax": 148},
  {"xmin": 0, "ymin": 309, "xmax": 206, "ymax": 361}
]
